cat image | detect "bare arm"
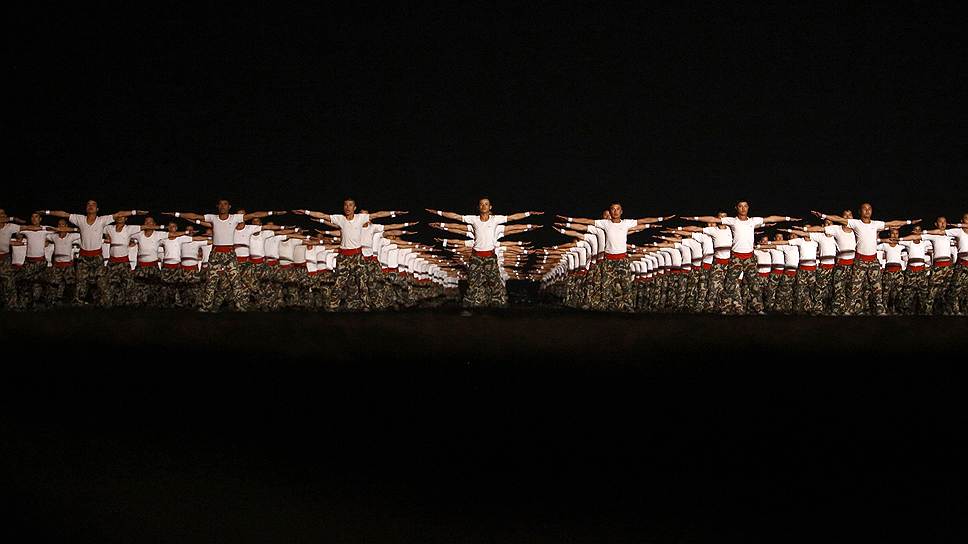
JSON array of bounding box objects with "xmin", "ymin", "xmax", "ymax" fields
[
  {"xmin": 292, "ymin": 209, "xmax": 333, "ymax": 222},
  {"xmin": 162, "ymin": 211, "xmax": 206, "ymax": 222},
  {"xmin": 506, "ymin": 211, "xmax": 544, "ymax": 222},
  {"xmin": 684, "ymin": 215, "xmax": 722, "ymax": 224},
  {"xmin": 636, "ymin": 214, "xmax": 675, "ymax": 225},
  {"xmin": 37, "ymin": 210, "xmax": 71, "ymax": 219},
  {"xmin": 243, "ymin": 210, "xmax": 288, "ymax": 221},
  {"xmin": 762, "ymin": 215, "xmax": 800, "ymax": 223},
  {"xmin": 811, "ymin": 211, "xmax": 848, "ymax": 225},
  {"xmin": 369, "ymin": 210, "xmax": 408, "ymax": 220},
  {"xmin": 556, "ymin": 215, "xmax": 595, "ymax": 225},
  {"xmin": 425, "ymin": 209, "xmax": 464, "ymax": 222}
]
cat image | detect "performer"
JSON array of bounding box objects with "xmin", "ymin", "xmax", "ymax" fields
[
  {"xmin": 40, "ymin": 202, "xmax": 146, "ymax": 305},
  {"xmin": 687, "ymin": 202, "xmax": 798, "ymax": 314},
  {"xmin": 0, "ymin": 209, "xmax": 26, "ymax": 308},
  {"xmin": 428, "ymin": 198, "xmax": 541, "ymax": 311},
  {"xmin": 46, "ymin": 218, "xmax": 81, "ymax": 306},
  {"xmin": 162, "ymin": 200, "xmax": 283, "ymax": 312},
  {"xmin": 876, "ymin": 228, "xmax": 906, "ymax": 315},
  {"xmin": 130, "ymin": 217, "xmax": 166, "ymax": 307},
  {"xmin": 104, "ymin": 214, "xmax": 144, "ymax": 307},
  {"xmin": 812, "ymin": 205, "xmax": 917, "ymax": 316},
  {"xmin": 919, "ymin": 216, "xmax": 966, "ymax": 315}
]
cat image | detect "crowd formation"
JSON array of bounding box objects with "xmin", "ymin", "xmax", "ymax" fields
[{"xmin": 1, "ymin": 198, "xmax": 966, "ymax": 316}]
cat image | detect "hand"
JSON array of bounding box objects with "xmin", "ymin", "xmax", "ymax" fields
[
  {"xmin": 811, "ymin": 210, "xmax": 824, "ymax": 218},
  {"xmin": 292, "ymin": 209, "xmax": 307, "ymax": 215}
]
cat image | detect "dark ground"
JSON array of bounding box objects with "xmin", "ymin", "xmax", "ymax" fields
[{"xmin": 3, "ymin": 307, "xmax": 967, "ymax": 542}]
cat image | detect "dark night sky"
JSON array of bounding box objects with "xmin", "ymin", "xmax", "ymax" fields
[{"xmin": 8, "ymin": 3, "xmax": 967, "ymax": 230}]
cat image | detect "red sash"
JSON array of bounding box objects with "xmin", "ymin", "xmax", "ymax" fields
[
  {"xmin": 213, "ymin": 245, "xmax": 234, "ymax": 253},
  {"xmin": 339, "ymin": 247, "xmax": 362, "ymax": 256},
  {"xmin": 109, "ymin": 256, "xmax": 129, "ymax": 264},
  {"xmin": 604, "ymin": 253, "xmax": 627, "ymax": 260},
  {"xmin": 54, "ymin": 261, "xmax": 73, "ymax": 268},
  {"xmin": 837, "ymin": 259, "xmax": 854, "ymax": 266},
  {"xmin": 138, "ymin": 260, "xmax": 158, "ymax": 268},
  {"xmin": 79, "ymin": 249, "xmax": 102, "ymax": 257},
  {"xmin": 733, "ymin": 252, "xmax": 753, "ymax": 260},
  {"xmin": 799, "ymin": 265, "xmax": 817, "ymax": 271},
  {"xmin": 26, "ymin": 256, "xmax": 46, "ymax": 263},
  {"xmin": 713, "ymin": 257, "xmax": 729, "ymax": 265},
  {"xmin": 857, "ymin": 253, "xmax": 877, "ymax": 262},
  {"xmin": 473, "ymin": 250, "xmax": 495, "ymax": 258}
]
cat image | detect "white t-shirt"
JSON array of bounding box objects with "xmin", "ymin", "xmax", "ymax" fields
[
  {"xmin": 788, "ymin": 238, "xmax": 819, "ymax": 262},
  {"xmin": 846, "ymin": 219, "xmax": 886, "ymax": 256},
  {"xmin": 105, "ymin": 225, "xmax": 141, "ymax": 258},
  {"xmin": 779, "ymin": 245, "xmax": 800, "ymax": 268},
  {"xmin": 248, "ymin": 230, "xmax": 274, "ymax": 259},
  {"xmin": 702, "ymin": 226, "xmax": 733, "ymax": 260},
  {"xmin": 160, "ymin": 235, "xmax": 191, "ymax": 264},
  {"xmin": 754, "ymin": 249, "xmax": 772, "ymax": 272},
  {"xmin": 692, "ymin": 232, "xmax": 714, "ymax": 264},
  {"xmin": 12, "ymin": 242, "xmax": 27, "ymax": 265},
  {"xmin": 769, "ymin": 248, "xmax": 785, "ymax": 268},
  {"xmin": 899, "ymin": 240, "xmax": 929, "ymax": 261},
  {"xmin": 0, "ymin": 223, "xmax": 21, "ymax": 254},
  {"xmin": 681, "ymin": 238, "xmax": 703, "ymax": 266},
  {"xmin": 132, "ymin": 231, "xmax": 165, "ymax": 262},
  {"xmin": 330, "ymin": 214, "xmax": 371, "ymax": 250},
  {"xmin": 47, "ymin": 232, "xmax": 80, "ymax": 263},
  {"xmin": 203, "ymin": 214, "xmax": 245, "ymax": 246},
  {"xmin": 877, "ymin": 243, "xmax": 905, "ymax": 265},
  {"xmin": 232, "ymin": 224, "xmax": 261, "ymax": 257},
  {"xmin": 19, "ymin": 229, "xmax": 50, "ymax": 259},
  {"xmin": 180, "ymin": 240, "xmax": 206, "ymax": 267},
  {"xmin": 278, "ymin": 238, "xmax": 297, "ymax": 262},
  {"xmin": 264, "ymin": 235, "xmax": 283, "ymax": 260},
  {"xmin": 944, "ymin": 228, "xmax": 968, "ymax": 256},
  {"xmin": 69, "ymin": 214, "xmax": 115, "ymax": 251},
  {"xmin": 593, "ymin": 219, "xmax": 637, "ymax": 255},
  {"xmin": 361, "ymin": 223, "xmax": 385, "ymax": 257},
  {"xmin": 462, "ymin": 214, "xmax": 508, "ymax": 252},
  {"xmin": 809, "ymin": 232, "xmax": 838, "ymax": 263},
  {"xmin": 587, "ymin": 225, "xmax": 606, "ymax": 257},
  {"xmin": 921, "ymin": 234, "xmax": 953, "ymax": 260},
  {"xmin": 720, "ymin": 217, "xmax": 764, "ymax": 254},
  {"xmin": 825, "ymin": 225, "xmax": 856, "ymax": 259}
]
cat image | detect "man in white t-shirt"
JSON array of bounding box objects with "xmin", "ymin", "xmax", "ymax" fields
[
  {"xmin": 46, "ymin": 218, "xmax": 81, "ymax": 306},
  {"xmin": 103, "ymin": 214, "xmax": 145, "ymax": 307},
  {"xmin": 429, "ymin": 197, "xmax": 540, "ymax": 311},
  {"xmin": 876, "ymin": 227, "xmax": 907, "ymax": 315},
  {"xmin": 165, "ymin": 199, "xmax": 282, "ymax": 311},
  {"xmin": 689, "ymin": 201, "xmax": 798, "ymax": 314},
  {"xmin": 813, "ymin": 204, "xmax": 917, "ymax": 316},
  {"xmin": 11, "ymin": 213, "xmax": 58, "ymax": 309},
  {"xmin": 129, "ymin": 216, "xmax": 167, "ymax": 306},
  {"xmin": 919, "ymin": 216, "xmax": 968, "ymax": 315},
  {"xmin": 940, "ymin": 212, "xmax": 968, "ymax": 314},
  {"xmin": 297, "ymin": 197, "xmax": 406, "ymax": 311},
  {"xmin": 41, "ymin": 200, "xmax": 147, "ymax": 305},
  {"xmin": 0, "ymin": 209, "xmax": 26, "ymax": 308},
  {"xmin": 559, "ymin": 202, "xmax": 669, "ymax": 312}
]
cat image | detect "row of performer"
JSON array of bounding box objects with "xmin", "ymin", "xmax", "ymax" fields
[{"xmin": 2, "ymin": 198, "xmax": 966, "ymax": 315}]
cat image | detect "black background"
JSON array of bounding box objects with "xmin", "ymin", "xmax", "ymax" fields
[{"xmin": 8, "ymin": 4, "xmax": 967, "ymax": 227}]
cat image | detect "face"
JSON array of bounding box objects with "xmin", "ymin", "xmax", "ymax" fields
[
  {"xmin": 962, "ymin": 213, "xmax": 968, "ymax": 225},
  {"xmin": 935, "ymin": 217, "xmax": 947, "ymax": 229},
  {"xmin": 251, "ymin": 217, "xmax": 261, "ymax": 226},
  {"xmin": 912, "ymin": 226, "xmax": 922, "ymax": 235},
  {"xmin": 116, "ymin": 214, "xmax": 126, "ymax": 226},
  {"xmin": 85, "ymin": 200, "xmax": 98, "ymax": 214},
  {"xmin": 343, "ymin": 199, "xmax": 357, "ymax": 215},
  {"xmin": 859, "ymin": 203, "xmax": 872, "ymax": 220},
  {"xmin": 185, "ymin": 225, "xmax": 195, "ymax": 235},
  {"xmin": 773, "ymin": 233, "xmax": 784, "ymax": 241},
  {"xmin": 217, "ymin": 200, "xmax": 231, "ymax": 214},
  {"xmin": 478, "ymin": 199, "xmax": 491, "ymax": 214},
  {"xmin": 889, "ymin": 227, "xmax": 899, "ymax": 239},
  {"xmin": 759, "ymin": 235, "xmax": 768, "ymax": 244},
  {"xmin": 31, "ymin": 213, "xmax": 42, "ymax": 226},
  {"xmin": 735, "ymin": 201, "xmax": 749, "ymax": 216},
  {"xmin": 57, "ymin": 219, "xmax": 67, "ymax": 229},
  {"xmin": 609, "ymin": 204, "xmax": 623, "ymax": 220},
  {"xmin": 0, "ymin": 209, "xmax": 7, "ymax": 223},
  {"xmin": 823, "ymin": 218, "xmax": 832, "ymax": 227},
  {"xmin": 842, "ymin": 210, "xmax": 853, "ymax": 219},
  {"xmin": 168, "ymin": 222, "xmax": 178, "ymax": 233}
]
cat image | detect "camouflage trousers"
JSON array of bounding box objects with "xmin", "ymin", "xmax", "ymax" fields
[
  {"xmin": 462, "ymin": 254, "xmax": 507, "ymax": 309},
  {"xmin": 330, "ymin": 253, "xmax": 372, "ymax": 311},
  {"xmin": 881, "ymin": 269, "xmax": 905, "ymax": 315},
  {"xmin": 694, "ymin": 265, "xmax": 711, "ymax": 312},
  {"xmin": 131, "ymin": 264, "xmax": 162, "ymax": 307},
  {"xmin": 1, "ymin": 256, "xmax": 18, "ymax": 308},
  {"xmin": 74, "ymin": 254, "xmax": 108, "ymax": 305},
  {"xmin": 311, "ymin": 272, "xmax": 335, "ymax": 310},
  {"xmin": 899, "ymin": 268, "xmax": 930, "ymax": 315},
  {"xmin": 773, "ymin": 273, "xmax": 795, "ymax": 314},
  {"xmin": 15, "ymin": 261, "xmax": 48, "ymax": 309},
  {"xmin": 364, "ymin": 259, "xmax": 395, "ymax": 310},
  {"xmin": 928, "ymin": 263, "xmax": 954, "ymax": 315},
  {"xmin": 246, "ymin": 264, "xmax": 278, "ymax": 311},
  {"xmin": 830, "ymin": 263, "xmax": 854, "ymax": 316},
  {"xmin": 47, "ymin": 265, "xmax": 77, "ymax": 306},
  {"xmin": 200, "ymin": 251, "xmax": 247, "ymax": 312},
  {"xmin": 723, "ymin": 255, "xmax": 763, "ymax": 314},
  {"xmin": 813, "ymin": 266, "xmax": 834, "ymax": 314},
  {"xmin": 794, "ymin": 269, "xmax": 818, "ymax": 315},
  {"xmin": 682, "ymin": 268, "xmax": 701, "ymax": 312},
  {"xmin": 159, "ymin": 266, "xmax": 184, "ymax": 308},
  {"xmin": 584, "ymin": 263, "xmax": 606, "ymax": 311},
  {"xmin": 105, "ymin": 261, "xmax": 134, "ymax": 307},
  {"xmin": 848, "ymin": 258, "xmax": 885, "ymax": 316},
  {"xmin": 703, "ymin": 262, "xmax": 729, "ymax": 313},
  {"xmin": 179, "ymin": 268, "xmax": 206, "ymax": 309},
  {"xmin": 948, "ymin": 261, "xmax": 968, "ymax": 315},
  {"xmin": 594, "ymin": 258, "xmax": 633, "ymax": 312}
]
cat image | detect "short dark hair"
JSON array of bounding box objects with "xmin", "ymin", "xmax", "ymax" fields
[
  {"xmin": 736, "ymin": 199, "xmax": 749, "ymax": 207},
  {"xmin": 343, "ymin": 197, "xmax": 356, "ymax": 205},
  {"xmin": 609, "ymin": 201, "xmax": 622, "ymax": 208}
]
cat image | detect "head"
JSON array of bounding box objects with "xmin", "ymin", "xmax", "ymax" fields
[
  {"xmin": 935, "ymin": 216, "xmax": 947, "ymax": 230},
  {"xmin": 477, "ymin": 198, "xmax": 492, "ymax": 215},
  {"xmin": 608, "ymin": 202, "xmax": 623, "ymax": 221},
  {"xmin": 167, "ymin": 222, "xmax": 179, "ymax": 233},
  {"xmin": 962, "ymin": 213, "xmax": 968, "ymax": 225},
  {"xmin": 115, "ymin": 214, "xmax": 127, "ymax": 226},
  {"xmin": 184, "ymin": 225, "xmax": 195, "ymax": 235},
  {"xmin": 858, "ymin": 202, "xmax": 873, "ymax": 220},
  {"xmin": 735, "ymin": 200, "xmax": 750, "ymax": 217},
  {"xmin": 773, "ymin": 232, "xmax": 784, "ymax": 242},
  {"xmin": 841, "ymin": 209, "xmax": 853, "ymax": 219},
  {"xmin": 250, "ymin": 216, "xmax": 262, "ymax": 226},
  {"xmin": 85, "ymin": 200, "xmax": 98, "ymax": 215},
  {"xmin": 264, "ymin": 221, "xmax": 275, "ymax": 228},
  {"xmin": 911, "ymin": 225, "xmax": 922, "ymax": 235},
  {"xmin": 216, "ymin": 199, "xmax": 231, "ymax": 215},
  {"xmin": 889, "ymin": 227, "xmax": 899, "ymax": 239},
  {"xmin": 57, "ymin": 218, "xmax": 68, "ymax": 229},
  {"xmin": 0, "ymin": 209, "xmax": 6, "ymax": 223},
  {"xmin": 205, "ymin": 228, "xmax": 213, "ymax": 237},
  {"xmin": 143, "ymin": 216, "xmax": 157, "ymax": 230},
  {"xmin": 759, "ymin": 235, "xmax": 769, "ymax": 244},
  {"xmin": 823, "ymin": 218, "xmax": 833, "ymax": 227},
  {"xmin": 601, "ymin": 209, "xmax": 611, "ymax": 220},
  {"xmin": 343, "ymin": 198, "xmax": 357, "ymax": 216},
  {"xmin": 30, "ymin": 212, "xmax": 43, "ymax": 226}
]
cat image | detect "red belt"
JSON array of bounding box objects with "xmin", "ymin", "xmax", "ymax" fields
[
  {"xmin": 784, "ymin": 270, "xmax": 797, "ymax": 277},
  {"xmin": 702, "ymin": 262, "xmax": 712, "ymax": 270},
  {"xmin": 885, "ymin": 264, "xmax": 902, "ymax": 272},
  {"xmin": 249, "ymin": 257, "xmax": 264, "ymax": 264},
  {"xmin": 713, "ymin": 257, "xmax": 729, "ymax": 265},
  {"xmin": 960, "ymin": 259, "xmax": 968, "ymax": 267},
  {"xmin": 398, "ymin": 270, "xmax": 408, "ymax": 276},
  {"xmin": 473, "ymin": 250, "xmax": 495, "ymax": 258},
  {"xmin": 605, "ymin": 253, "xmax": 626, "ymax": 260},
  {"xmin": 771, "ymin": 270, "xmax": 784, "ymax": 275},
  {"xmin": 758, "ymin": 272, "xmax": 770, "ymax": 277},
  {"xmin": 837, "ymin": 259, "xmax": 854, "ymax": 266},
  {"xmin": 733, "ymin": 252, "xmax": 753, "ymax": 260},
  {"xmin": 181, "ymin": 265, "xmax": 197, "ymax": 271},
  {"xmin": 307, "ymin": 270, "xmax": 318, "ymax": 276},
  {"xmin": 908, "ymin": 265, "xmax": 925, "ymax": 272},
  {"xmin": 26, "ymin": 256, "xmax": 46, "ymax": 263},
  {"xmin": 267, "ymin": 259, "xmax": 279, "ymax": 266},
  {"xmin": 11, "ymin": 264, "xmax": 22, "ymax": 268},
  {"xmin": 339, "ymin": 247, "xmax": 362, "ymax": 256},
  {"xmin": 54, "ymin": 261, "xmax": 73, "ymax": 268},
  {"xmin": 138, "ymin": 260, "xmax": 158, "ymax": 268},
  {"xmin": 365, "ymin": 255, "xmax": 379, "ymax": 261},
  {"xmin": 280, "ymin": 263, "xmax": 292, "ymax": 269},
  {"xmin": 163, "ymin": 262, "xmax": 179, "ymax": 269},
  {"xmin": 236, "ymin": 256, "xmax": 249, "ymax": 263},
  {"xmin": 213, "ymin": 245, "xmax": 234, "ymax": 253},
  {"xmin": 292, "ymin": 262, "xmax": 307, "ymax": 268},
  {"xmin": 934, "ymin": 259, "xmax": 953, "ymax": 268},
  {"xmin": 382, "ymin": 267, "xmax": 396, "ymax": 273},
  {"xmin": 799, "ymin": 265, "xmax": 817, "ymax": 271},
  {"xmin": 109, "ymin": 256, "xmax": 129, "ymax": 264},
  {"xmin": 79, "ymin": 249, "xmax": 102, "ymax": 257},
  {"xmin": 820, "ymin": 263, "xmax": 835, "ymax": 269},
  {"xmin": 857, "ymin": 253, "xmax": 877, "ymax": 262}
]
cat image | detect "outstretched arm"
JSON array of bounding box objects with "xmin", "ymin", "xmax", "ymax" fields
[
  {"xmin": 684, "ymin": 215, "xmax": 722, "ymax": 224},
  {"xmin": 425, "ymin": 208, "xmax": 464, "ymax": 221},
  {"xmin": 635, "ymin": 214, "xmax": 675, "ymax": 225},
  {"xmin": 243, "ymin": 210, "xmax": 288, "ymax": 221},
  {"xmin": 292, "ymin": 209, "xmax": 333, "ymax": 222},
  {"xmin": 162, "ymin": 211, "xmax": 206, "ymax": 221},
  {"xmin": 883, "ymin": 219, "xmax": 921, "ymax": 228},
  {"xmin": 555, "ymin": 221, "xmax": 588, "ymax": 232},
  {"xmin": 37, "ymin": 210, "xmax": 71, "ymax": 219},
  {"xmin": 113, "ymin": 209, "xmax": 149, "ymax": 219},
  {"xmin": 556, "ymin": 215, "xmax": 596, "ymax": 225},
  {"xmin": 762, "ymin": 215, "xmax": 800, "ymax": 223},
  {"xmin": 379, "ymin": 221, "xmax": 419, "ymax": 230},
  {"xmin": 811, "ymin": 211, "xmax": 848, "ymax": 225},
  {"xmin": 369, "ymin": 210, "xmax": 408, "ymax": 220},
  {"xmin": 506, "ymin": 211, "xmax": 544, "ymax": 222}
]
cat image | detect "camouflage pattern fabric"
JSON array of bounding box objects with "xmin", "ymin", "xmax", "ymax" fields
[
  {"xmin": 899, "ymin": 268, "xmax": 930, "ymax": 315},
  {"xmin": 794, "ymin": 270, "xmax": 817, "ymax": 315},
  {"xmin": 829, "ymin": 263, "xmax": 854, "ymax": 316},
  {"xmin": 0, "ymin": 256, "xmax": 16, "ymax": 308},
  {"xmin": 329, "ymin": 253, "xmax": 371, "ymax": 311},
  {"xmin": 593, "ymin": 258, "xmax": 633, "ymax": 312},
  {"xmin": 927, "ymin": 263, "xmax": 954, "ymax": 315},
  {"xmin": 74, "ymin": 255, "xmax": 108, "ymax": 305},
  {"xmin": 880, "ymin": 268, "xmax": 904, "ymax": 315},
  {"xmin": 15, "ymin": 260, "xmax": 48, "ymax": 310},
  {"xmin": 462, "ymin": 254, "xmax": 507, "ymax": 309},
  {"xmin": 949, "ymin": 261, "xmax": 968, "ymax": 315},
  {"xmin": 723, "ymin": 255, "xmax": 764, "ymax": 314},
  {"xmin": 813, "ymin": 266, "xmax": 834, "ymax": 315},
  {"xmin": 47, "ymin": 265, "xmax": 77, "ymax": 306},
  {"xmin": 105, "ymin": 261, "xmax": 134, "ymax": 307},
  {"xmin": 131, "ymin": 264, "xmax": 161, "ymax": 307},
  {"xmin": 847, "ymin": 258, "xmax": 885, "ymax": 316},
  {"xmin": 774, "ymin": 273, "xmax": 794, "ymax": 314},
  {"xmin": 199, "ymin": 251, "xmax": 247, "ymax": 312},
  {"xmin": 703, "ymin": 262, "xmax": 729, "ymax": 313}
]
